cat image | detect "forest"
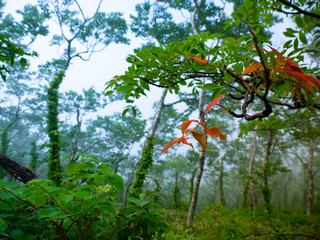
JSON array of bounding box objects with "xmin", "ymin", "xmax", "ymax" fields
[{"xmin": 0, "ymin": 0, "xmax": 320, "ymax": 239}]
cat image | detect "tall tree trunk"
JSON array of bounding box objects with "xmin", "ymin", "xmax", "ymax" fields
[
  {"xmin": 187, "ymin": 0, "xmax": 205, "ymax": 228},
  {"xmin": 219, "ymin": 148, "xmax": 225, "ymax": 205},
  {"xmin": 261, "ymin": 127, "xmax": 273, "ymax": 213},
  {"xmin": 187, "ymin": 79, "xmax": 206, "ymax": 227},
  {"xmin": 306, "ymin": 135, "xmax": 320, "ymax": 215},
  {"xmin": 130, "ymin": 89, "xmax": 167, "ymax": 198}
]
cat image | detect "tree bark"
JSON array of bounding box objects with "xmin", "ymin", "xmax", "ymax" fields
[{"xmin": 0, "ymin": 154, "xmax": 37, "ymax": 183}]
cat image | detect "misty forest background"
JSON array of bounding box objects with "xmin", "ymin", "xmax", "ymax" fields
[{"xmin": 0, "ymin": 0, "xmax": 320, "ymax": 239}]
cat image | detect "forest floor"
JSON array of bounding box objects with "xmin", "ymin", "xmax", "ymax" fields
[{"xmin": 162, "ymin": 203, "xmax": 320, "ymax": 239}]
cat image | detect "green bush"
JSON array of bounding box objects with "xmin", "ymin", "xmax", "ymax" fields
[{"xmin": 0, "ymin": 154, "xmax": 168, "ymax": 239}]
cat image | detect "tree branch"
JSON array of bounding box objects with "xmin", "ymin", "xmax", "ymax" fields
[{"xmin": 277, "ymin": 0, "xmax": 320, "ymax": 19}]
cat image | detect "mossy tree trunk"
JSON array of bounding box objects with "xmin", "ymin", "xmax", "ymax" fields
[
  {"xmin": 129, "ymin": 89, "xmax": 167, "ymax": 198},
  {"xmin": 46, "ymin": 70, "xmax": 65, "ymax": 185},
  {"xmin": 173, "ymin": 171, "xmax": 180, "ymax": 208}
]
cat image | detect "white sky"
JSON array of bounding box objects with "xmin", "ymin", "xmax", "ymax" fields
[{"xmin": 4, "ymin": 0, "xmax": 295, "ymax": 120}]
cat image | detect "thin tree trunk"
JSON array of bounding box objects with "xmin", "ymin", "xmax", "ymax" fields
[
  {"xmin": 262, "ymin": 127, "xmax": 273, "ymax": 213},
  {"xmin": 173, "ymin": 171, "xmax": 180, "ymax": 208},
  {"xmin": 124, "ymin": 161, "xmax": 139, "ymax": 204},
  {"xmin": 306, "ymin": 135, "xmax": 320, "ymax": 215},
  {"xmin": 189, "ymin": 168, "xmax": 197, "ymax": 205},
  {"xmin": 219, "ymin": 148, "xmax": 225, "ymax": 205},
  {"xmin": 249, "ymin": 125, "xmax": 258, "ymax": 209},
  {"xmin": 307, "ymin": 140, "xmax": 313, "ymax": 215}
]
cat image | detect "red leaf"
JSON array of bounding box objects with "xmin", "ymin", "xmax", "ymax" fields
[
  {"xmin": 243, "ymin": 63, "xmax": 262, "ymax": 75},
  {"xmin": 289, "ymin": 63, "xmax": 303, "ymax": 73},
  {"xmin": 286, "ymin": 70, "xmax": 320, "ymax": 93},
  {"xmin": 192, "ymin": 132, "xmax": 206, "ymax": 152},
  {"xmin": 187, "ymin": 55, "xmax": 208, "ymax": 65},
  {"xmin": 219, "ymin": 133, "xmax": 227, "ymax": 140},
  {"xmin": 268, "ymin": 46, "xmax": 285, "ymax": 62},
  {"xmin": 180, "ymin": 137, "xmax": 194, "ymax": 149},
  {"xmin": 181, "ymin": 120, "xmax": 199, "ymax": 134},
  {"xmin": 205, "ymin": 126, "xmax": 221, "ymax": 138},
  {"xmin": 160, "ymin": 137, "xmax": 182, "ymax": 155},
  {"xmin": 203, "ymin": 93, "xmax": 226, "ymax": 115}
]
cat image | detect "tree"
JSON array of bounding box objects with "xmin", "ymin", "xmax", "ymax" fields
[{"xmin": 37, "ymin": 0, "xmax": 129, "ymax": 184}]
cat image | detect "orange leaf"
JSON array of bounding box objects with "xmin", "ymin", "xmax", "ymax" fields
[
  {"xmin": 219, "ymin": 133, "xmax": 227, "ymax": 140},
  {"xmin": 203, "ymin": 93, "xmax": 226, "ymax": 115},
  {"xmin": 243, "ymin": 62, "xmax": 262, "ymax": 75},
  {"xmin": 181, "ymin": 120, "xmax": 199, "ymax": 134},
  {"xmin": 286, "ymin": 70, "xmax": 320, "ymax": 93},
  {"xmin": 160, "ymin": 137, "xmax": 182, "ymax": 155},
  {"xmin": 205, "ymin": 126, "xmax": 221, "ymax": 138},
  {"xmin": 192, "ymin": 131, "xmax": 206, "ymax": 151},
  {"xmin": 187, "ymin": 55, "xmax": 208, "ymax": 65}
]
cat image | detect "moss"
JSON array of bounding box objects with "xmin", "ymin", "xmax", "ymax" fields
[
  {"xmin": 46, "ymin": 70, "xmax": 64, "ymax": 185},
  {"xmin": 130, "ymin": 138, "xmax": 154, "ymax": 198},
  {"xmin": 29, "ymin": 141, "xmax": 39, "ymax": 170}
]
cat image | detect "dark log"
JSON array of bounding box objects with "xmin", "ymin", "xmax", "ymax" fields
[{"xmin": 0, "ymin": 154, "xmax": 37, "ymax": 183}]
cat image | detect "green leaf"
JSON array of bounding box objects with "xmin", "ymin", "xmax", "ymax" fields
[
  {"xmin": 106, "ymin": 174, "xmax": 124, "ymax": 193},
  {"xmin": 294, "ymin": 38, "xmax": 299, "ymax": 49},
  {"xmin": 10, "ymin": 230, "xmax": 24, "ymax": 240},
  {"xmin": 122, "ymin": 108, "xmax": 129, "ymax": 117},
  {"xmin": 233, "ymin": 63, "xmax": 243, "ymax": 74},
  {"xmin": 38, "ymin": 208, "xmax": 61, "ymax": 218},
  {"xmin": 98, "ymin": 203, "xmax": 116, "ymax": 215},
  {"xmin": 94, "ymin": 174, "xmax": 104, "ymax": 186},
  {"xmin": 19, "ymin": 58, "xmax": 27, "ymax": 67},
  {"xmin": 138, "ymin": 200, "xmax": 150, "ymax": 207},
  {"xmin": 0, "ymin": 218, "xmax": 5, "ymax": 227},
  {"xmin": 201, "ymin": 83, "xmax": 218, "ymax": 90},
  {"xmin": 105, "ymin": 90, "xmax": 114, "ymax": 96},
  {"xmin": 131, "ymin": 106, "xmax": 137, "ymax": 117},
  {"xmin": 59, "ymin": 194, "xmax": 74, "ymax": 208},
  {"xmin": 299, "ymin": 31, "xmax": 307, "ymax": 44},
  {"xmin": 65, "ymin": 161, "xmax": 82, "ymax": 176}
]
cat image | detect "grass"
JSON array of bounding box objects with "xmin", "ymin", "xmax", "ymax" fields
[{"xmin": 162, "ymin": 203, "xmax": 320, "ymax": 239}]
